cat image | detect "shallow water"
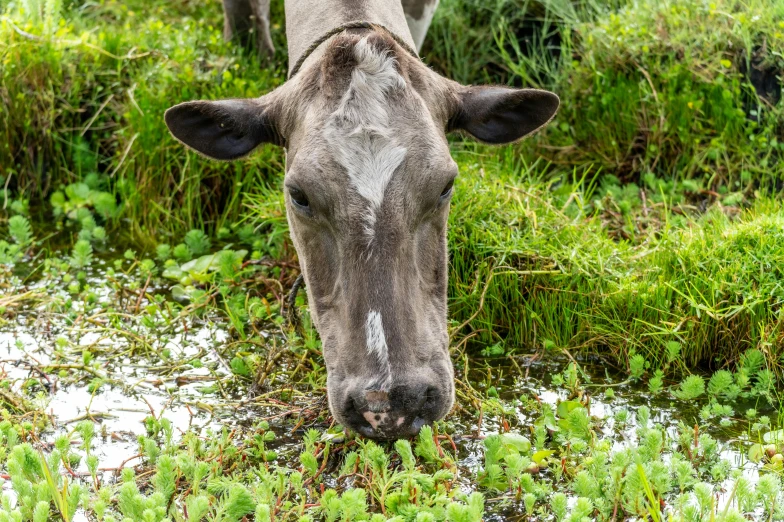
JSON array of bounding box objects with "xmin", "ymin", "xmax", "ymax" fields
[
  {"xmin": 454, "ymin": 357, "xmax": 769, "ymax": 519},
  {"xmin": 0, "ymin": 239, "xmax": 780, "ymax": 520}
]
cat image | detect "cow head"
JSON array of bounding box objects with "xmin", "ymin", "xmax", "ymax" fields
[{"xmin": 165, "ymin": 31, "xmax": 558, "ymax": 439}]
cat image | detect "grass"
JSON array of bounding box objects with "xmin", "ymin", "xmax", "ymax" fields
[
  {"xmin": 1, "ymin": 0, "xmax": 287, "ymax": 236},
  {"xmin": 4, "ymin": 0, "xmax": 783, "ymax": 229},
  {"xmin": 445, "ymin": 150, "xmax": 784, "ymax": 370},
  {"xmin": 2, "ymin": 0, "xmax": 784, "ymax": 518},
  {"xmin": 426, "ymin": 0, "xmax": 784, "ymax": 186},
  {"xmin": 3, "ymin": 0, "xmax": 784, "ymax": 368}
]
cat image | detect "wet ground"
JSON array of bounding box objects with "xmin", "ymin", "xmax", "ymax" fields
[{"xmin": 1, "ymin": 238, "xmax": 781, "ymax": 520}]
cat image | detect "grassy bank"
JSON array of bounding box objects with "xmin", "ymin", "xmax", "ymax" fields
[
  {"xmin": 446, "ymin": 148, "xmax": 784, "ymax": 371},
  {"xmin": 234, "ymin": 145, "xmax": 784, "ymax": 373},
  {"xmin": 426, "ymin": 0, "xmax": 784, "ymax": 186},
  {"xmin": 1, "ymin": 0, "xmax": 286, "ymax": 235}
]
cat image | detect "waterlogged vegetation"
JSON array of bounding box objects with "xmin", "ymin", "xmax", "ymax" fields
[
  {"xmin": 2, "ymin": 0, "xmax": 784, "ymax": 519},
  {"xmin": 2, "ymin": 215, "xmax": 784, "ymax": 521}
]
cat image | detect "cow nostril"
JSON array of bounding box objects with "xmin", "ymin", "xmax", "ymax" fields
[
  {"xmin": 343, "ymin": 396, "xmax": 376, "ymax": 437},
  {"xmin": 423, "ymin": 386, "xmax": 438, "ymax": 408}
]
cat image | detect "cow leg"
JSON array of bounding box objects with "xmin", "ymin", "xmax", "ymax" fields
[
  {"xmin": 222, "ymin": 0, "xmax": 274, "ymax": 57},
  {"xmin": 401, "ymin": 0, "xmax": 440, "ymax": 51},
  {"xmin": 249, "ymin": 0, "xmax": 274, "ymax": 57}
]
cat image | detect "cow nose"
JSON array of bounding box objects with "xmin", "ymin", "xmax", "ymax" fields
[{"xmin": 342, "ymin": 384, "xmax": 436, "ymax": 439}]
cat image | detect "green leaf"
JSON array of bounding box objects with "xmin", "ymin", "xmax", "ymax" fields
[
  {"xmin": 170, "ymin": 285, "xmax": 190, "ymax": 301},
  {"xmin": 672, "ymin": 375, "xmax": 705, "ymax": 400},
  {"xmin": 181, "ymin": 250, "xmax": 247, "ymax": 275},
  {"xmin": 184, "ymin": 229, "xmax": 211, "ymax": 256},
  {"xmin": 162, "ymin": 266, "xmax": 184, "ymax": 280},
  {"xmin": 180, "ymin": 253, "xmax": 219, "ymax": 274},
  {"xmin": 8, "ymin": 215, "xmax": 33, "ymax": 246},
  {"xmin": 532, "ymin": 449, "xmax": 555, "ymax": 465},
  {"xmin": 557, "ymin": 400, "xmax": 583, "ymax": 418},
  {"xmin": 637, "ymin": 463, "xmax": 662, "ymax": 522},
  {"xmin": 763, "ymin": 429, "xmax": 784, "ymax": 444},
  {"xmin": 230, "ymin": 357, "xmax": 250, "ymax": 377},
  {"xmin": 748, "ymin": 444, "xmax": 765, "ymax": 463},
  {"xmin": 499, "ymin": 433, "xmax": 531, "ymax": 453}
]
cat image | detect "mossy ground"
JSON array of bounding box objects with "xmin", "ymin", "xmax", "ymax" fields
[{"xmin": 2, "ymin": 0, "xmax": 784, "ymax": 520}]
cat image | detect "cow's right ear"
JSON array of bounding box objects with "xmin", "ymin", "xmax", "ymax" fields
[{"xmin": 164, "ymin": 96, "xmax": 284, "ymax": 160}]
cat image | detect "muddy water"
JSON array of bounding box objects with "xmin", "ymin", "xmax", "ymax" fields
[{"xmin": 0, "ymin": 245, "xmax": 777, "ymax": 519}]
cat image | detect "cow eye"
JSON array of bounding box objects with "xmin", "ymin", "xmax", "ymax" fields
[
  {"xmin": 289, "ymin": 187, "xmax": 309, "ymax": 208},
  {"xmin": 440, "ymin": 180, "xmax": 454, "ymax": 199}
]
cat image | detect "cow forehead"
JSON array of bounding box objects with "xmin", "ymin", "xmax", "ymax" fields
[
  {"xmin": 322, "ymin": 37, "xmax": 407, "ymax": 237},
  {"xmin": 288, "ymin": 35, "xmax": 453, "ymax": 197}
]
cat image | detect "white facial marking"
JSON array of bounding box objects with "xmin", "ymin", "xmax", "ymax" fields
[
  {"xmin": 323, "ymin": 37, "xmax": 407, "ymax": 244},
  {"xmin": 365, "ymin": 310, "xmax": 387, "ymax": 360},
  {"xmin": 365, "ymin": 310, "xmax": 392, "ymax": 390}
]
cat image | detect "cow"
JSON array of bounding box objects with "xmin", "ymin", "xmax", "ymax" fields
[{"xmin": 164, "ymin": 0, "xmax": 559, "ymax": 439}]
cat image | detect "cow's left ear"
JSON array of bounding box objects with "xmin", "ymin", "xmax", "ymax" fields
[
  {"xmin": 448, "ymin": 86, "xmax": 559, "ymax": 144},
  {"xmin": 164, "ymin": 96, "xmax": 285, "ymax": 161}
]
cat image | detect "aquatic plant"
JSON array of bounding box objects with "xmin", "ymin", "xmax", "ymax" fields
[
  {"xmin": 2, "ymin": 218, "xmax": 784, "ymax": 520},
  {"xmin": 672, "ymin": 375, "xmax": 706, "ymax": 401},
  {"xmin": 8, "ymin": 216, "xmax": 32, "ymax": 248},
  {"xmin": 0, "ymin": 215, "xmax": 33, "ymax": 265},
  {"xmin": 2, "ymin": 0, "xmax": 784, "ymax": 520}
]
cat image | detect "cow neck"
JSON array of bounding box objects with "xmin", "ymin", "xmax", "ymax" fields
[{"xmin": 285, "ymin": 0, "xmax": 419, "ymax": 78}]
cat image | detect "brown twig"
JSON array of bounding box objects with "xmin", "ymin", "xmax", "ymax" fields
[{"xmin": 134, "ymin": 273, "xmax": 152, "ymax": 313}]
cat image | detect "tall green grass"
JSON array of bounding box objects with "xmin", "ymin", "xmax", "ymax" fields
[
  {"xmin": 1, "ymin": 0, "xmax": 286, "ymax": 236},
  {"xmin": 4, "ymin": 0, "xmax": 782, "ymax": 232},
  {"xmin": 446, "ymin": 148, "xmax": 784, "ymax": 371},
  {"xmin": 426, "ymin": 0, "xmax": 784, "ymax": 187}
]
